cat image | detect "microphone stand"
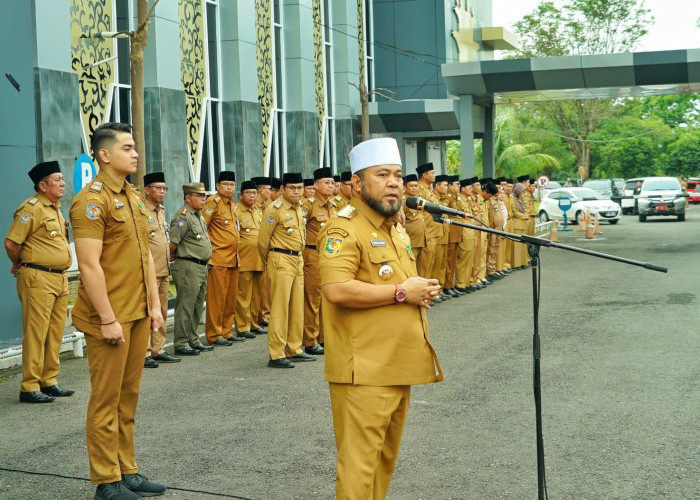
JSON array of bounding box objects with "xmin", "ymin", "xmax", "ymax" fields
[{"xmin": 432, "ymin": 215, "xmax": 667, "ymax": 499}]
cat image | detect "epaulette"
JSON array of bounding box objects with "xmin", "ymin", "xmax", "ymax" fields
[
  {"xmin": 27, "ymin": 198, "xmax": 38, "ymax": 205},
  {"xmin": 334, "ymin": 194, "xmax": 342, "ymax": 202},
  {"xmin": 214, "ymin": 196, "xmax": 221, "ymax": 203},
  {"xmin": 89, "ymin": 180, "xmax": 103, "ymax": 193},
  {"xmin": 337, "ymin": 205, "xmax": 357, "ymax": 219},
  {"xmin": 308, "ymin": 196, "xmax": 315, "ymax": 203},
  {"xmin": 329, "ymin": 199, "xmax": 337, "ymax": 208},
  {"xmin": 273, "ymin": 199, "xmax": 283, "ymax": 209},
  {"xmin": 180, "ymin": 207, "xmax": 189, "ymax": 215}
]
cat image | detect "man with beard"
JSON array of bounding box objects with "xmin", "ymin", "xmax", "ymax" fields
[{"xmin": 318, "ymin": 137, "xmax": 443, "ymax": 499}]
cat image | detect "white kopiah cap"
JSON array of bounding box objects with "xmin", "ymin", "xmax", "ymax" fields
[{"xmin": 349, "ymin": 138, "xmax": 402, "ymax": 174}]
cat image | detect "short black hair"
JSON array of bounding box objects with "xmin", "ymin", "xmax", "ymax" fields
[{"xmin": 91, "ymin": 122, "xmax": 132, "ymax": 162}]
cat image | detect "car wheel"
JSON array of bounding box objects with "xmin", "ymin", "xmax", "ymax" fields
[
  {"xmin": 608, "ymin": 220, "xmax": 618, "ymax": 225},
  {"xmin": 574, "ymin": 211, "xmax": 583, "ymax": 224},
  {"xmin": 639, "ymin": 214, "xmax": 646, "ymax": 222},
  {"xmin": 678, "ymin": 213, "xmax": 685, "ymax": 221},
  {"xmin": 538, "ymin": 211, "xmax": 549, "ymax": 223}
]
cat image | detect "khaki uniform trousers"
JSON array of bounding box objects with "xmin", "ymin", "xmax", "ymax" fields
[
  {"xmin": 416, "ymin": 237, "xmax": 437, "ymax": 278},
  {"xmin": 205, "ymin": 265, "xmax": 239, "ymax": 343},
  {"xmin": 430, "ymin": 243, "xmax": 448, "ymax": 288},
  {"xmin": 17, "ymin": 266, "xmax": 68, "ymax": 392},
  {"xmin": 496, "ymin": 235, "xmax": 507, "ymax": 271},
  {"xmin": 486, "ymin": 234, "xmax": 500, "ymax": 275},
  {"xmin": 471, "ymin": 233, "xmax": 487, "ymax": 284},
  {"xmin": 512, "ymin": 222, "xmax": 529, "ymax": 268},
  {"xmin": 444, "ymin": 242, "xmax": 459, "ymax": 289},
  {"xmin": 258, "ymin": 268, "xmax": 270, "ymax": 324},
  {"xmin": 302, "ymin": 247, "xmax": 322, "ymax": 346},
  {"xmin": 455, "ymin": 233, "xmax": 476, "ymax": 288},
  {"xmin": 477, "ymin": 233, "xmax": 488, "ymax": 281},
  {"xmin": 329, "ymin": 383, "xmax": 410, "ymax": 500},
  {"xmin": 85, "ymin": 316, "xmax": 150, "ymax": 484},
  {"xmin": 235, "ymin": 270, "xmax": 263, "ymax": 333},
  {"xmin": 504, "ymin": 220, "xmax": 514, "ymax": 269},
  {"xmin": 171, "ymin": 259, "xmax": 208, "ymax": 350},
  {"xmin": 146, "ymin": 276, "xmax": 169, "ymax": 357},
  {"xmin": 267, "ymin": 252, "xmax": 304, "ymax": 360}
]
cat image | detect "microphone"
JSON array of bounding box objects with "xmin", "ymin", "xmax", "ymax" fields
[{"xmin": 405, "ymin": 196, "xmax": 467, "ymax": 218}]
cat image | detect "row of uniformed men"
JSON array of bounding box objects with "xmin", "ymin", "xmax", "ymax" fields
[{"xmin": 402, "ymin": 162, "xmax": 539, "ymax": 300}]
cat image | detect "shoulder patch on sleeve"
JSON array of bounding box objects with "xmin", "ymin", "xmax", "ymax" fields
[
  {"xmin": 326, "ymin": 227, "xmax": 349, "ymax": 238},
  {"xmin": 19, "ymin": 212, "xmax": 32, "ymax": 224},
  {"xmin": 27, "ymin": 198, "xmax": 38, "ymax": 205},
  {"xmin": 337, "ymin": 205, "xmax": 357, "ymax": 219},
  {"xmin": 180, "ymin": 207, "xmax": 189, "ymax": 215},
  {"xmin": 273, "ymin": 199, "xmax": 283, "ymax": 209},
  {"xmin": 89, "ymin": 181, "xmax": 103, "ymax": 193}
]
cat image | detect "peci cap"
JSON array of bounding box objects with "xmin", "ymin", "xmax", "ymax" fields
[
  {"xmin": 270, "ymin": 177, "xmax": 282, "ymax": 189},
  {"xmin": 282, "ymin": 172, "xmax": 304, "ymax": 185},
  {"xmin": 28, "ymin": 161, "xmax": 61, "ymax": 185},
  {"xmin": 333, "ymin": 174, "xmax": 341, "ymax": 182},
  {"xmin": 143, "ymin": 171, "xmax": 165, "ymax": 186},
  {"xmin": 303, "ymin": 178, "xmax": 314, "ymax": 187},
  {"xmin": 459, "ymin": 178, "xmax": 473, "ymax": 187},
  {"xmin": 240, "ymin": 180, "xmax": 257, "ymax": 192},
  {"xmin": 313, "ymin": 167, "xmax": 333, "ymax": 181},
  {"xmin": 517, "ymin": 174, "xmax": 530, "ymax": 183},
  {"xmin": 484, "ymin": 183, "xmax": 499, "ymax": 195},
  {"xmin": 448, "ymin": 175, "xmax": 459, "ymax": 183},
  {"xmin": 218, "ymin": 171, "xmax": 236, "ymax": 182},
  {"xmin": 435, "ymin": 174, "xmax": 449, "ymax": 183},
  {"xmin": 416, "ymin": 162, "xmax": 434, "ymax": 176},
  {"xmin": 251, "ymin": 176, "xmax": 271, "ymax": 187},
  {"xmin": 349, "ymin": 138, "xmax": 402, "ymax": 174},
  {"xmin": 404, "ymin": 174, "xmax": 418, "ymax": 183},
  {"xmin": 183, "ymin": 182, "xmax": 206, "ymax": 195},
  {"xmin": 340, "ymin": 170, "xmax": 352, "ymax": 182}
]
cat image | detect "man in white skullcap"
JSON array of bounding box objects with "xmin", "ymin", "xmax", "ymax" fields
[{"xmin": 317, "ymin": 137, "xmax": 443, "ymax": 499}]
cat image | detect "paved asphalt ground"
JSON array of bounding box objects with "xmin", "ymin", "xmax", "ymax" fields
[{"xmin": 0, "ymin": 207, "xmax": 698, "ymax": 500}]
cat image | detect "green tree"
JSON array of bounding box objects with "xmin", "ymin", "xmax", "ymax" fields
[
  {"xmin": 667, "ymin": 129, "xmax": 700, "ymax": 178},
  {"xmin": 496, "ymin": 143, "xmax": 561, "ymax": 178}
]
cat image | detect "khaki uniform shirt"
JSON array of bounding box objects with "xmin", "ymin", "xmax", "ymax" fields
[
  {"xmin": 477, "ymin": 193, "xmax": 490, "ymax": 228},
  {"xmin": 457, "ymin": 194, "xmax": 477, "ymax": 238},
  {"xmin": 446, "ymin": 193, "xmax": 463, "ymax": 243},
  {"xmin": 432, "ymin": 191, "xmax": 450, "ymax": 244},
  {"xmin": 169, "ymin": 204, "xmax": 213, "ymax": 262},
  {"xmin": 6, "ymin": 193, "xmax": 72, "ymax": 269},
  {"xmin": 302, "ymin": 195, "xmax": 337, "ymax": 247},
  {"xmin": 418, "ymin": 182, "xmax": 444, "ymax": 239},
  {"xmin": 334, "ymin": 192, "xmax": 351, "ymax": 211},
  {"xmin": 258, "ymin": 198, "xmax": 305, "ymax": 262},
  {"xmin": 202, "ymin": 194, "xmax": 239, "ymax": 267},
  {"xmin": 70, "ymin": 172, "xmax": 151, "ymax": 334},
  {"xmin": 318, "ymin": 197, "xmax": 443, "ymax": 386},
  {"xmin": 522, "ymin": 191, "xmax": 536, "ymax": 216},
  {"xmin": 145, "ymin": 200, "xmax": 169, "ymax": 277},
  {"xmin": 236, "ymin": 201, "xmax": 263, "ymax": 272},
  {"xmin": 402, "ymin": 195, "xmax": 427, "ymax": 249},
  {"xmin": 488, "ymin": 197, "xmax": 504, "ymax": 230}
]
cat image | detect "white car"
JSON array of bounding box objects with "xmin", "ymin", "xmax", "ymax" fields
[{"xmin": 538, "ymin": 187, "xmax": 622, "ymax": 225}]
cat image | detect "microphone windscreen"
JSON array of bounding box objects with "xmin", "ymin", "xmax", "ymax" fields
[{"xmin": 405, "ymin": 196, "xmax": 419, "ymax": 209}]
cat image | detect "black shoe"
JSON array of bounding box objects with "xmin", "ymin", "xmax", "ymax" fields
[
  {"xmin": 260, "ymin": 320, "xmax": 269, "ymax": 327},
  {"xmin": 432, "ymin": 297, "xmax": 443, "ymax": 304},
  {"xmin": 456, "ymin": 287, "xmax": 470, "ymax": 293},
  {"xmin": 95, "ymin": 481, "xmax": 141, "ymax": 500},
  {"xmin": 226, "ymin": 334, "xmax": 246, "ymax": 342},
  {"xmin": 143, "ymin": 356, "xmax": 159, "ymax": 368},
  {"xmin": 193, "ymin": 344, "xmax": 214, "ymax": 352},
  {"xmin": 40, "ymin": 384, "xmax": 75, "ymax": 397},
  {"xmin": 290, "ymin": 351, "xmax": 317, "ymax": 362},
  {"xmin": 19, "ymin": 391, "xmax": 55, "ymax": 403},
  {"xmin": 174, "ymin": 346, "xmax": 200, "ymax": 356},
  {"xmin": 439, "ymin": 293, "xmax": 451, "ymax": 300},
  {"xmin": 151, "ymin": 352, "xmax": 181, "ymax": 363},
  {"xmin": 305, "ymin": 344, "xmax": 324, "ymax": 355},
  {"xmin": 237, "ymin": 331, "xmax": 256, "ymax": 339},
  {"xmin": 268, "ymin": 357, "xmax": 295, "ymax": 368},
  {"xmin": 122, "ymin": 472, "xmax": 166, "ymax": 497},
  {"xmin": 211, "ymin": 337, "xmax": 234, "ymax": 346},
  {"xmin": 252, "ymin": 326, "xmax": 268, "ymax": 335},
  {"xmin": 444, "ymin": 289, "xmax": 456, "ymax": 297}
]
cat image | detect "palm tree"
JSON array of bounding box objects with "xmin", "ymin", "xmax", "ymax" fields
[{"xmin": 496, "ymin": 143, "xmax": 560, "ymax": 179}]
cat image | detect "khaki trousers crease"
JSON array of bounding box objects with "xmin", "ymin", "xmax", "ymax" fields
[
  {"xmin": 267, "ymin": 252, "xmax": 303, "ymax": 360},
  {"xmin": 478, "ymin": 234, "xmax": 488, "ymax": 281},
  {"xmin": 16, "ymin": 267, "xmax": 68, "ymax": 392},
  {"xmin": 504, "ymin": 220, "xmax": 514, "ymax": 268},
  {"xmin": 416, "ymin": 237, "xmax": 436, "ymax": 278},
  {"xmin": 147, "ymin": 276, "xmax": 169, "ymax": 357},
  {"xmin": 85, "ymin": 317, "xmax": 149, "ymax": 484},
  {"xmin": 236, "ymin": 270, "xmax": 263, "ymax": 333},
  {"xmin": 444, "ymin": 242, "xmax": 459, "ymax": 289},
  {"xmin": 486, "ymin": 234, "xmax": 500, "ymax": 275},
  {"xmin": 330, "ymin": 383, "xmax": 410, "ymax": 500},
  {"xmin": 171, "ymin": 259, "xmax": 208, "ymax": 349},
  {"xmin": 258, "ymin": 268, "xmax": 270, "ymax": 323},
  {"xmin": 430, "ymin": 243, "xmax": 448, "ymax": 288},
  {"xmin": 456, "ymin": 233, "xmax": 476, "ymax": 288},
  {"xmin": 205, "ymin": 265, "xmax": 239, "ymax": 342},
  {"xmin": 303, "ymin": 247, "xmax": 323, "ymax": 346}
]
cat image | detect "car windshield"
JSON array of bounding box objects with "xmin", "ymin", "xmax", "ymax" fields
[
  {"xmin": 583, "ymin": 180, "xmax": 610, "ymax": 190},
  {"xmin": 624, "ymin": 181, "xmax": 639, "ymax": 190},
  {"xmin": 566, "ymin": 188, "xmax": 600, "ymax": 201},
  {"xmin": 643, "ymin": 179, "xmax": 681, "ymax": 191}
]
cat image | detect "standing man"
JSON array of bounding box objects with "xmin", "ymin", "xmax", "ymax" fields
[
  {"xmin": 318, "ymin": 137, "xmax": 443, "ymax": 499},
  {"xmin": 258, "ymin": 172, "xmax": 317, "ymax": 368},
  {"xmin": 416, "ymin": 162, "xmax": 443, "ymax": 278},
  {"xmin": 169, "ymin": 183, "xmax": 215, "ymax": 356},
  {"xmin": 303, "ymin": 178, "xmax": 316, "ymax": 200},
  {"xmin": 402, "ymin": 174, "xmax": 426, "ymax": 263},
  {"xmin": 202, "ymin": 171, "xmax": 248, "ymax": 345},
  {"xmin": 5, "ymin": 161, "xmax": 74, "ymax": 403},
  {"xmin": 302, "ymin": 167, "xmax": 337, "ymax": 355},
  {"xmin": 270, "ymin": 177, "xmax": 283, "ymax": 202},
  {"xmin": 455, "ymin": 177, "xmax": 478, "ymax": 293},
  {"xmin": 235, "ymin": 180, "xmax": 266, "ymax": 337},
  {"xmin": 252, "ymin": 176, "xmax": 273, "ymax": 328},
  {"xmin": 335, "ymin": 170, "xmax": 352, "ymax": 210},
  {"xmin": 70, "ymin": 122, "xmax": 165, "ymax": 499},
  {"xmin": 142, "ymin": 171, "xmax": 181, "ymax": 368},
  {"xmin": 430, "ymin": 174, "xmax": 451, "ymax": 300},
  {"xmin": 443, "ymin": 175, "xmax": 463, "ymax": 296}
]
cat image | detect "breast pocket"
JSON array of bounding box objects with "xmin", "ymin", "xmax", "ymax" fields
[
  {"xmin": 368, "ymin": 247, "xmax": 400, "ymax": 282},
  {"xmin": 44, "ymin": 219, "xmax": 60, "ymax": 239},
  {"xmin": 107, "ymin": 213, "xmax": 130, "ymax": 241}
]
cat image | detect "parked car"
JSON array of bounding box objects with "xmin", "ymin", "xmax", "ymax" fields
[
  {"xmin": 620, "ymin": 177, "xmax": 647, "ymax": 214},
  {"xmin": 538, "ymin": 187, "xmax": 622, "ymax": 225},
  {"xmin": 533, "ymin": 180, "xmax": 562, "ymax": 201},
  {"xmin": 582, "ymin": 179, "xmax": 615, "ymax": 199},
  {"xmin": 636, "ymin": 177, "xmax": 687, "ymax": 222},
  {"xmin": 686, "ymin": 178, "xmax": 700, "ymax": 204}
]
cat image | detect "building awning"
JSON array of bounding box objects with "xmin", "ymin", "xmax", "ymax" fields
[{"xmin": 368, "ymin": 99, "xmax": 459, "ymax": 133}]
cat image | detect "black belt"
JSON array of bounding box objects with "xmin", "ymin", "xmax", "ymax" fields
[
  {"xmin": 270, "ymin": 248, "xmax": 302, "ymax": 256},
  {"xmin": 305, "ymin": 245, "xmax": 317, "ymax": 250},
  {"xmin": 21, "ymin": 263, "xmax": 66, "ymax": 274},
  {"xmin": 176, "ymin": 256, "xmax": 210, "ymax": 266}
]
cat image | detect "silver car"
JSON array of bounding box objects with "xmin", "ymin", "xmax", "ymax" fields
[{"xmin": 636, "ymin": 177, "xmax": 686, "ymax": 222}]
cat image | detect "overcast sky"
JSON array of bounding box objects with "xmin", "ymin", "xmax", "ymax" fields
[{"xmin": 492, "ymin": 0, "xmax": 700, "ymax": 52}]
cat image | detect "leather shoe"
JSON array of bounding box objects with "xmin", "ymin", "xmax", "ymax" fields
[
  {"xmin": 305, "ymin": 344, "xmax": 324, "ymax": 355},
  {"xmin": 152, "ymin": 352, "xmax": 181, "ymax": 363},
  {"xmin": 238, "ymin": 331, "xmax": 256, "ymax": 339},
  {"xmin": 143, "ymin": 356, "xmax": 159, "ymax": 368},
  {"xmin": 211, "ymin": 337, "xmax": 234, "ymax": 346},
  {"xmin": 122, "ymin": 472, "xmax": 166, "ymax": 497},
  {"xmin": 260, "ymin": 320, "xmax": 269, "ymax": 327},
  {"xmin": 194, "ymin": 344, "xmax": 214, "ymax": 352},
  {"xmin": 19, "ymin": 391, "xmax": 55, "ymax": 403},
  {"xmin": 40, "ymin": 384, "xmax": 75, "ymax": 397},
  {"xmin": 95, "ymin": 481, "xmax": 141, "ymax": 500},
  {"xmin": 174, "ymin": 346, "xmax": 200, "ymax": 356},
  {"xmin": 226, "ymin": 334, "xmax": 245, "ymax": 342},
  {"xmin": 290, "ymin": 351, "xmax": 317, "ymax": 362},
  {"xmin": 268, "ymin": 357, "xmax": 295, "ymax": 368},
  {"xmin": 456, "ymin": 287, "xmax": 470, "ymax": 293},
  {"xmin": 252, "ymin": 326, "xmax": 268, "ymax": 334}
]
